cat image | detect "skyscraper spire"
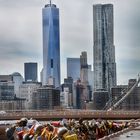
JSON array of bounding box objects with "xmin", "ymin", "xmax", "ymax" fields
[{"xmin": 50, "ymin": 0, "xmax": 52, "ymax": 5}]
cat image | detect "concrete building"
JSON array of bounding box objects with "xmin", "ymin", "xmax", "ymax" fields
[
  {"xmin": 93, "ymin": 4, "xmax": 116, "ymax": 92},
  {"xmin": 0, "ymin": 81, "xmax": 14, "ymax": 100},
  {"xmin": 0, "ymin": 74, "xmax": 16, "ymax": 100},
  {"xmin": 0, "ymin": 98, "xmax": 26, "ymax": 110},
  {"xmin": 67, "ymin": 58, "xmax": 80, "ymax": 82},
  {"xmin": 61, "ymin": 77, "xmax": 73, "ymax": 108},
  {"xmin": 60, "ymin": 87, "xmax": 72, "ymax": 108},
  {"xmin": 12, "ymin": 72, "xmax": 23, "ymax": 98},
  {"xmin": 73, "ymin": 80, "xmax": 84, "ymax": 109},
  {"xmin": 93, "ymin": 90, "xmax": 109, "ymax": 110},
  {"xmin": 71, "ymin": 52, "xmax": 93, "ymax": 109},
  {"xmin": 19, "ymin": 82, "xmax": 41, "ymax": 109},
  {"xmin": 73, "ymin": 80, "xmax": 92, "ymax": 109},
  {"xmin": 42, "ymin": 2, "xmax": 60, "ymax": 88},
  {"xmin": 80, "ymin": 52, "xmax": 92, "ymax": 102},
  {"xmin": 85, "ymin": 101, "xmax": 94, "ymax": 110},
  {"xmin": 24, "ymin": 62, "xmax": 38, "ymax": 82},
  {"xmin": 32, "ymin": 86, "xmax": 60, "ymax": 110},
  {"xmin": 0, "ymin": 74, "xmax": 26, "ymax": 110},
  {"xmin": 0, "ymin": 73, "xmax": 23, "ymax": 98},
  {"xmin": 0, "ymin": 75, "xmax": 13, "ymax": 82},
  {"xmin": 62, "ymin": 77, "xmax": 73, "ymax": 94}
]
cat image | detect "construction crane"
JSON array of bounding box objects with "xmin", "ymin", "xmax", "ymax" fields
[{"xmin": 107, "ymin": 76, "xmax": 140, "ymax": 111}]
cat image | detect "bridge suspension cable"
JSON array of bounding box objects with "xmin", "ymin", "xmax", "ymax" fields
[
  {"xmin": 107, "ymin": 76, "xmax": 140, "ymax": 111},
  {"xmin": 103, "ymin": 87, "xmax": 129, "ymax": 110}
]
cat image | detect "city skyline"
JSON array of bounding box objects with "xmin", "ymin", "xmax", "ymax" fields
[{"xmin": 0, "ymin": 0, "xmax": 140, "ymax": 85}]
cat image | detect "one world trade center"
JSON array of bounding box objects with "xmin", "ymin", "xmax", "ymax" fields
[{"xmin": 42, "ymin": 1, "xmax": 60, "ymax": 88}]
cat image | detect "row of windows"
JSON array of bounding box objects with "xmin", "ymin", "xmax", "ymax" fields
[{"xmin": 43, "ymin": 19, "xmax": 59, "ymax": 26}]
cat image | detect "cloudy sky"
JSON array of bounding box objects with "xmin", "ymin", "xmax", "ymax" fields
[{"xmin": 0, "ymin": 0, "xmax": 140, "ymax": 85}]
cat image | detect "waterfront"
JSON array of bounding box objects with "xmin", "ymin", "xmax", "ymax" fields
[{"xmin": 112, "ymin": 130, "xmax": 140, "ymax": 140}]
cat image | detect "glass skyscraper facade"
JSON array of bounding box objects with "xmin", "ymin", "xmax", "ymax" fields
[
  {"xmin": 42, "ymin": 4, "xmax": 60, "ymax": 88},
  {"xmin": 67, "ymin": 58, "xmax": 80, "ymax": 82},
  {"xmin": 24, "ymin": 62, "xmax": 38, "ymax": 82},
  {"xmin": 80, "ymin": 51, "xmax": 88, "ymax": 84},
  {"xmin": 93, "ymin": 4, "xmax": 116, "ymax": 91}
]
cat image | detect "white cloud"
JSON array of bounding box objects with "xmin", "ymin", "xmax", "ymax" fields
[{"xmin": 0, "ymin": 0, "xmax": 140, "ymax": 84}]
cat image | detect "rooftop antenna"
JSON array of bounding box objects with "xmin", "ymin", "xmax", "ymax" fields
[{"xmin": 50, "ymin": 0, "xmax": 52, "ymax": 5}]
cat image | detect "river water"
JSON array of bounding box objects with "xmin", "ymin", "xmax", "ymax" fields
[{"xmin": 111, "ymin": 130, "xmax": 140, "ymax": 140}]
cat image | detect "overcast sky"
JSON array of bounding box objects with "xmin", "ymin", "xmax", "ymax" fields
[{"xmin": 0, "ymin": 0, "xmax": 140, "ymax": 85}]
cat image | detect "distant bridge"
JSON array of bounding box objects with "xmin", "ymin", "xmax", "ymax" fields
[
  {"xmin": 0, "ymin": 110, "xmax": 140, "ymax": 120},
  {"xmin": 104, "ymin": 76, "xmax": 140, "ymax": 111}
]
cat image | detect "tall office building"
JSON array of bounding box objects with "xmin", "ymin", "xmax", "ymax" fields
[
  {"xmin": 61, "ymin": 77, "xmax": 74, "ymax": 108},
  {"xmin": 24, "ymin": 63, "xmax": 38, "ymax": 82},
  {"xmin": 93, "ymin": 4, "xmax": 116, "ymax": 92},
  {"xmin": 88, "ymin": 65, "xmax": 94, "ymax": 91},
  {"xmin": 32, "ymin": 86, "xmax": 60, "ymax": 110},
  {"xmin": 80, "ymin": 51, "xmax": 88, "ymax": 84},
  {"xmin": 67, "ymin": 58, "xmax": 80, "ymax": 81},
  {"xmin": 12, "ymin": 72, "xmax": 23, "ymax": 97},
  {"xmin": 42, "ymin": 2, "xmax": 60, "ymax": 88}
]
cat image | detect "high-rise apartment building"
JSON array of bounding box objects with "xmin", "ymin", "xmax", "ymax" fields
[
  {"xmin": 42, "ymin": 2, "xmax": 60, "ymax": 88},
  {"xmin": 93, "ymin": 4, "xmax": 116, "ymax": 91},
  {"xmin": 24, "ymin": 63, "xmax": 38, "ymax": 82},
  {"xmin": 67, "ymin": 58, "xmax": 80, "ymax": 81}
]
